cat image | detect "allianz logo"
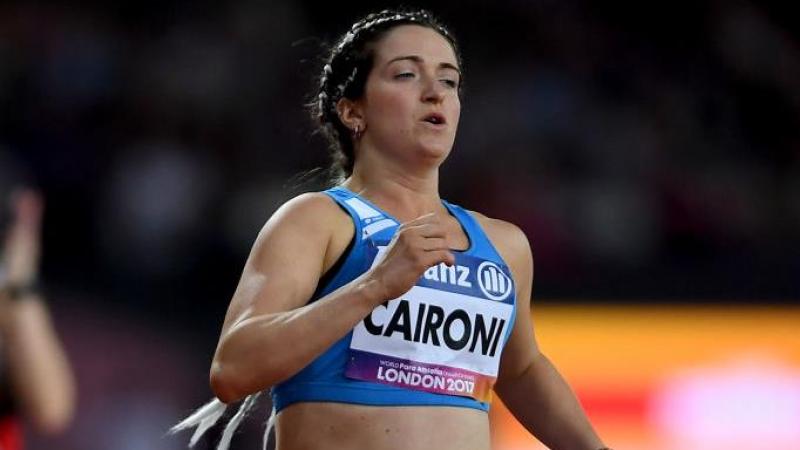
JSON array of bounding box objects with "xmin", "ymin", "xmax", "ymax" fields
[
  {"xmin": 423, "ymin": 263, "xmax": 471, "ymax": 287},
  {"xmin": 422, "ymin": 261, "xmax": 513, "ymax": 301},
  {"xmin": 477, "ymin": 261, "xmax": 512, "ymax": 301}
]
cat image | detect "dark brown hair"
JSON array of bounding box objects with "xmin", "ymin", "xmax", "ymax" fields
[{"xmin": 309, "ymin": 8, "xmax": 462, "ymax": 184}]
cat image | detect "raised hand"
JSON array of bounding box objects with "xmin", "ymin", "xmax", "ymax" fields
[
  {"xmin": 366, "ymin": 212, "xmax": 455, "ymax": 302},
  {"xmin": 2, "ymin": 189, "xmax": 44, "ymax": 286}
]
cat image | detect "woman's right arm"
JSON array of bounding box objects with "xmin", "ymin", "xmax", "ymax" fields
[{"xmin": 209, "ymin": 194, "xmax": 454, "ymax": 403}]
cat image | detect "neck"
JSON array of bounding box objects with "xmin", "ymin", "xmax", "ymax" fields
[{"xmin": 342, "ymin": 151, "xmax": 448, "ymax": 223}]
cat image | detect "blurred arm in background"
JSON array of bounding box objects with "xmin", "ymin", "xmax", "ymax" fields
[{"xmin": 0, "ymin": 189, "xmax": 75, "ymax": 434}]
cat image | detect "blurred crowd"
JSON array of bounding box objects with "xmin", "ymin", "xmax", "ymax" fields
[
  {"xmin": 2, "ymin": 1, "xmax": 799, "ymax": 309},
  {"xmin": 1, "ymin": 1, "xmax": 798, "ymax": 449}
]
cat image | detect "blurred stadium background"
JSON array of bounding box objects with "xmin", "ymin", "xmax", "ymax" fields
[{"xmin": 1, "ymin": 1, "xmax": 798, "ymax": 449}]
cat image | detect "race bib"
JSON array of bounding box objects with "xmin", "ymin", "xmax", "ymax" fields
[{"xmin": 346, "ymin": 242, "xmax": 515, "ymax": 402}]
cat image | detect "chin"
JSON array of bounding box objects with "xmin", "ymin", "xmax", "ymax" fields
[{"xmin": 415, "ymin": 142, "xmax": 453, "ymax": 162}]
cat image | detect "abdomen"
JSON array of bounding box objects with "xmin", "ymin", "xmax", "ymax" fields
[{"xmin": 275, "ymin": 402, "xmax": 490, "ymax": 450}]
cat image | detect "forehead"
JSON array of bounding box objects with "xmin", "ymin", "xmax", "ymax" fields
[{"xmin": 372, "ymin": 24, "xmax": 458, "ymax": 67}]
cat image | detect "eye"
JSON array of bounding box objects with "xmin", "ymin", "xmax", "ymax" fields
[
  {"xmin": 395, "ymin": 72, "xmax": 416, "ymax": 79},
  {"xmin": 440, "ymin": 79, "xmax": 458, "ymax": 88}
]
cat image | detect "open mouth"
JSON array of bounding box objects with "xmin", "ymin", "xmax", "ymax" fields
[{"xmin": 422, "ymin": 113, "xmax": 446, "ymax": 125}]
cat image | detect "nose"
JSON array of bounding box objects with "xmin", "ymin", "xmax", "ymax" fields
[{"xmin": 421, "ymin": 75, "xmax": 446, "ymax": 104}]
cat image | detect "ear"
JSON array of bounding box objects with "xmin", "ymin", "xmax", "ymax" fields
[{"xmin": 335, "ymin": 97, "xmax": 365, "ymax": 132}]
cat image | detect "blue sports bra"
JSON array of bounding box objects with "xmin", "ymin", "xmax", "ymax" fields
[{"xmin": 271, "ymin": 186, "xmax": 517, "ymax": 412}]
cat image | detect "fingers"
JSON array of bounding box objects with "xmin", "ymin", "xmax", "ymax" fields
[
  {"xmin": 398, "ymin": 212, "xmax": 445, "ymax": 231},
  {"xmin": 11, "ymin": 189, "xmax": 43, "ymax": 228},
  {"xmin": 405, "ymin": 222, "xmax": 446, "ymax": 239},
  {"xmin": 399, "ymin": 212, "xmax": 446, "ymax": 237},
  {"xmin": 7, "ymin": 189, "xmax": 44, "ymax": 235},
  {"xmin": 396, "ymin": 214, "xmax": 451, "ymax": 255},
  {"xmin": 370, "ymin": 213, "xmax": 458, "ymax": 300},
  {"xmin": 3, "ymin": 188, "xmax": 43, "ymax": 284},
  {"xmin": 427, "ymin": 249, "xmax": 455, "ymax": 267},
  {"xmin": 420, "ymin": 237, "xmax": 448, "ymax": 251}
]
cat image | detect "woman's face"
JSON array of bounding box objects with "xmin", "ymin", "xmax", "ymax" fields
[{"xmin": 358, "ymin": 24, "xmax": 461, "ymax": 166}]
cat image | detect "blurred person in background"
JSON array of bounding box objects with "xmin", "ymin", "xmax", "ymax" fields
[
  {"xmin": 174, "ymin": 8, "xmax": 608, "ymax": 450},
  {"xmin": 0, "ymin": 189, "xmax": 76, "ymax": 449}
]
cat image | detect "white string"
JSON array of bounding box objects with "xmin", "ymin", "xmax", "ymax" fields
[
  {"xmin": 170, "ymin": 392, "xmax": 270, "ymax": 449},
  {"xmin": 169, "ymin": 397, "xmax": 228, "ymax": 447},
  {"xmin": 262, "ymin": 407, "xmax": 277, "ymax": 450},
  {"xmin": 216, "ymin": 392, "xmax": 261, "ymax": 450}
]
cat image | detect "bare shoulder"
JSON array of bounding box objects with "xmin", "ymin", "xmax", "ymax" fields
[
  {"xmin": 258, "ymin": 191, "xmax": 352, "ymax": 238},
  {"xmin": 256, "ymin": 191, "xmax": 353, "ymax": 272},
  {"xmin": 270, "ymin": 191, "xmax": 348, "ymax": 223},
  {"xmin": 469, "ymin": 211, "xmax": 531, "ymax": 255},
  {"xmin": 468, "ymin": 210, "xmax": 533, "ymax": 278},
  {"xmin": 220, "ymin": 192, "xmax": 354, "ymax": 331}
]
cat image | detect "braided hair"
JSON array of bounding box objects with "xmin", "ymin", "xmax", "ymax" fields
[{"xmin": 309, "ymin": 8, "xmax": 462, "ymax": 184}]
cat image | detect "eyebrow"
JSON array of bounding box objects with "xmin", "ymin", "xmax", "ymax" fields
[{"xmin": 386, "ymin": 55, "xmax": 461, "ymax": 77}]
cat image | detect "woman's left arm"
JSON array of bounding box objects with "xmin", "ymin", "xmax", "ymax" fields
[{"xmin": 488, "ymin": 219, "xmax": 607, "ymax": 450}]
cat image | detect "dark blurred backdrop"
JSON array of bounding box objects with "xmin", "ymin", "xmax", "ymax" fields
[{"xmin": 0, "ymin": 1, "xmax": 798, "ymax": 448}]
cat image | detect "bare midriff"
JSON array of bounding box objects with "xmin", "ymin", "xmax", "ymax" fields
[{"xmin": 275, "ymin": 401, "xmax": 490, "ymax": 450}]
